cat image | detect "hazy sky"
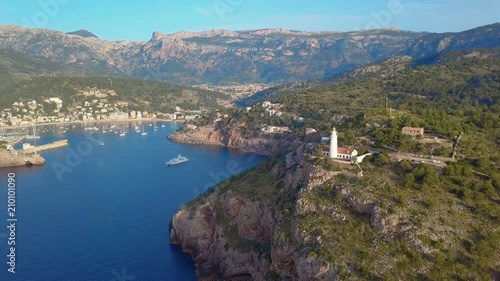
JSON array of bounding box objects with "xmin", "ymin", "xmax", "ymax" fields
[{"xmin": 0, "ymin": 0, "xmax": 498, "ymax": 41}]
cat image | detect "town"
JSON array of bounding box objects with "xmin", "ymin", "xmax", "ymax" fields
[{"xmin": 0, "ymin": 88, "xmax": 204, "ymax": 127}]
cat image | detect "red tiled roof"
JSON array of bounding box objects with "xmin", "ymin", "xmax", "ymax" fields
[
  {"xmin": 337, "ymin": 147, "xmax": 351, "ymax": 154},
  {"xmin": 321, "ymin": 146, "xmax": 352, "ymax": 154}
]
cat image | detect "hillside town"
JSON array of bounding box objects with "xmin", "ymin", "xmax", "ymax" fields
[{"xmin": 0, "ymin": 89, "xmax": 203, "ymax": 127}]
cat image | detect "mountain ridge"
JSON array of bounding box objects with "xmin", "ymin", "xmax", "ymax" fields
[
  {"xmin": 0, "ymin": 23, "xmax": 498, "ymax": 84},
  {"xmin": 238, "ymin": 48, "xmax": 500, "ymax": 106},
  {"xmin": 66, "ymin": 29, "xmax": 99, "ymax": 38}
]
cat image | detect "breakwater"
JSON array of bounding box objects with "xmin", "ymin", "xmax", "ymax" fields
[{"xmin": 22, "ymin": 140, "xmax": 69, "ymax": 154}]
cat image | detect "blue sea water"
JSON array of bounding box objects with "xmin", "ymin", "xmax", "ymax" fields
[{"xmin": 0, "ymin": 122, "xmax": 267, "ymax": 281}]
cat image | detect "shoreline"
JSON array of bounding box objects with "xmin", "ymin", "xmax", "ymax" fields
[{"xmin": 0, "ymin": 118, "xmax": 184, "ymax": 130}]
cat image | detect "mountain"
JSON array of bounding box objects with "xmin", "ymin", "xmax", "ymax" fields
[
  {"xmin": 0, "ymin": 23, "xmax": 498, "ymax": 85},
  {"xmin": 66, "ymin": 29, "xmax": 98, "ymax": 38},
  {"xmin": 0, "ymin": 48, "xmax": 97, "ymax": 96},
  {"xmin": 238, "ymin": 48, "xmax": 500, "ymax": 106},
  {"xmin": 0, "ymin": 48, "xmax": 88, "ymax": 78}
]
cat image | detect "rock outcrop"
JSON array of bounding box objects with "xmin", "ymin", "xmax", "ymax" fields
[
  {"xmin": 168, "ymin": 125, "xmax": 292, "ymax": 155},
  {"xmin": 169, "ymin": 140, "xmax": 462, "ymax": 280},
  {"xmin": 170, "ymin": 145, "xmax": 350, "ymax": 280},
  {"xmin": 0, "ymin": 150, "xmax": 46, "ymax": 167}
]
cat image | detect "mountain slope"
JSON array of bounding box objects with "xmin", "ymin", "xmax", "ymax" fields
[
  {"xmin": 0, "ymin": 48, "xmax": 229, "ymax": 112},
  {"xmin": 0, "ymin": 48, "xmax": 90, "ymax": 79},
  {"xmin": 0, "ymin": 76, "xmax": 228, "ymax": 113},
  {"xmin": 239, "ymin": 48, "xmax": 500, "ymax": 107},
  {"xmin": 0, "ymin": 23, "xmax": 498, "ymax": 85}
]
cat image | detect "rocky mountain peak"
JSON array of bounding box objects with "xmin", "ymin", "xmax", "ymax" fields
[
  {"xmin": 151, "ymin": 31, "xmax": 167, "ymax": 41},
  {"xmin": 66, "ymin": 29, "xmax": 98, "ymax": 38}
]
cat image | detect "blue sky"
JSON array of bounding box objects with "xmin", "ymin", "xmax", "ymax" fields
[{"xmin": 0, "ymin": 0, "xmax": 498, "ymax": 41}]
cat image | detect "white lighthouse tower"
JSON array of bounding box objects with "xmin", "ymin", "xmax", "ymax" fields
[{"xmin": 330, "ymin": 127, "xmax": 338, "ymax": 159}]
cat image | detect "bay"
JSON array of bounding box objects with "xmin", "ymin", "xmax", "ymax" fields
[{"xmin": 0, "ymin": 122, "xmax": 267, "ymax": 281}]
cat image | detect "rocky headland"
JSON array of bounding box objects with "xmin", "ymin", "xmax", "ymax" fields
[
  {"xmin": 170, "ymin": 140, "xmax": 499, "ymax": 280},
  {"xmin": 0, "ymin": 150, "xmax": 46, "ymax": 168},
  {"xmin": 169, "ymin": 145, "xmax": 408, "ymax": 280},
  {"xmin": 167, "ymin": 124, "xmax": 292, "ymax": 155}
]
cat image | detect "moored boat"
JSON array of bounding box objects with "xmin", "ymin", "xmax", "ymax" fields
[{"xmin": 165, "ymin": 154, "xmax": 189, "ymax": 166}]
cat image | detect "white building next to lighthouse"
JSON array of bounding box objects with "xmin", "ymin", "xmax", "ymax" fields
[{"xmin": 321, "ymin": 127, "xmax": 358, "ymax": 161}]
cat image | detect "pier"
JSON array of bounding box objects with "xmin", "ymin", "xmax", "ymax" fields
[{"xmin": 22, "ymin": 140, "xmax": 69, "ymax": 154}]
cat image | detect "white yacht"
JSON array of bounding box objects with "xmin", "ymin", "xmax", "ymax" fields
[{"xmin": 166, "ymin": 154, "xmax": 189, "ymax": 166}]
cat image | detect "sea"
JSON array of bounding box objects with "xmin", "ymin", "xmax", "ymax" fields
[{"xmin": 0, "ymin": 122, "xmax": 267, "ymax": 281}]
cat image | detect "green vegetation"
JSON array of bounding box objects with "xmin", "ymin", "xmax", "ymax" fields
[
  {"xmin": 0, "ymin": 76, "xmax": 228, "ymax": 112},
  {"xmin": 293, "ymin": 156, "xmax": 499, "ymax": 280},
  {"xmin": 0, "ymin": 140, "xmax": 7, "ymax": 149},
  {"xmin": 0, "ymin": 49, "xmax": 228, "ymax": 112},
  {"xmin": 241, "ymin": 49, "xmax": 499, "ymax": 170},
  {"xmin": 217, "ymin": 157, "xmax": 281, "ymax": 199},
  {"xmin": 0, "ymin": 48, "xmax": 86, "ymax": 78},
  {"xmin": 242, "ymin": 48, "xmax": 500, "ymax": 135},
  {"xmin": 181, "ymin": 48, "xmax": 499, "ymax": 280},
  {"xmin": 269, "ymin": 49, "xmax": 500, "ymax": 279}
]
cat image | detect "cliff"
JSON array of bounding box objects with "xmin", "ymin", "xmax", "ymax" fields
[
  {"xmin": 0, "ymin": 150, "xmax": 46, "ymax": 167},
  {"xmin": 170, "ymin": 145, "xmax": 500, "ymax": 280},
  {"xmin": 168, "ymin": 125, "xmax": 292, "ymax": 155}
]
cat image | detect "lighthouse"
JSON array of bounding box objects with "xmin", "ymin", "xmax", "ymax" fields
[{"xmin": 330, "ymin": 127, "xmax": 338, "ymax": 159}]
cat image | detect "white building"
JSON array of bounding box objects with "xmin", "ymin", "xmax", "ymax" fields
[
  {"xmin": 22, "ymin": 143, "xmax": 32, "ymax": 150},
  {"xmin": 27, "ymin": 101, "xmax": 37, "ymax": 110},
  {"xmin": 261, "ymin": 125, "xmax": 291, "ymax": 134},
  {"xmin": 321, "ymin": 127, "xmax": 358, "ymax": 161},
  {"xmin": 305, "ymin": 128, "xmax": 317, "ymax": 135},
  {"xmin": 109, "ymin": 111, "xmax": 129, "ymax": 120},
  {"xmin": 46, "ymin": 98, "xmax": 63, "ymax": 109}
]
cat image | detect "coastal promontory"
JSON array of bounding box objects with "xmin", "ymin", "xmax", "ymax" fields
[
  {"xmin": 170, "ymin": 143, "xmax": 499, "ymax": 280},
  {"xmin": 0, "ymin": 149, "xmax": 46, "ymax": 168},
  {"xmin": 168, "ymin": 123, "xmax": 293, "ymax": 155}
]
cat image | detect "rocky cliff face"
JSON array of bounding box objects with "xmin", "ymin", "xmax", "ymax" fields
[
  {"xmin": 169, "ymin": 144, "xmax": 399, "ymax": 280},
  {"xmin": 170, "ymin": 144, "xmax": 324, "ymax": 280},
  {"xmin": 168, "ymin": 125, "xmax": 292, "ymax": 155},
  {"xmin": 170, "ymin": 139, "xmax": 483, "ymax": 280},
  {"xmin": 0, "ymin": 150, "xmax": 46, "ymax": 167},
  {"xmin": 0, "ymin": 24, "xmax": 498, "ymax": 84}
]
